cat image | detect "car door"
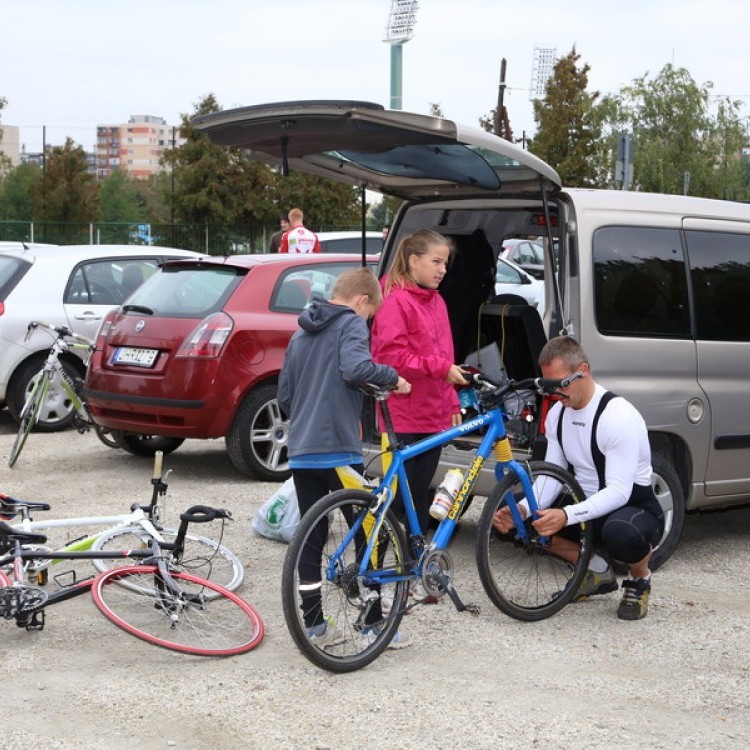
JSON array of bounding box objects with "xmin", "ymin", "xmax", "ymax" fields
[{"xmin": 64, "ymin": 258, "xmax": 159, "ymax": 341}]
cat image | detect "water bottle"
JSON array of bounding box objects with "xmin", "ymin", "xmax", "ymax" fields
[
  {"xmin": 429, "ymin": 468, "xmax": 465, "ymax": 521},
  {"xmin": 457, "ymin": 386, "xmax": 479, "ymax": 421}
]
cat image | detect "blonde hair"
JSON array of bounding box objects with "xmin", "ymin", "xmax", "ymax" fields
[
  {"xmin": 332, "ymin": 267, "xmax": 383, "ymax": 306},
  {"xmin": 288, "ymin": 207, "xmax": 304, "ymax": 225},
  {"xmin": 384, "ymin": 229, "xmax": 453, "ymax": 295}
]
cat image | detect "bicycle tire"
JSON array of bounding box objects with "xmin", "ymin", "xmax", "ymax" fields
[
  {"xmin": 91, "ymin": 526, "xmax": 244, "ymax": 597},
  {"xmin": 91, "ymin": 565, "xmax": 264, "ymax": 656},
  {"xmin": 93, "ymin": 423, "xmax": 120, "ymax": 449},
  {"xmin": 282, "ymin": 489, "xmax": 410, "ymax": 673},
  {"xmin": 8, "ymin": 372, "xmax": 48, "ymax": 468},
  {"xmin": 476, "ymin": 461, "xmax": 593, "ymax": 621}
]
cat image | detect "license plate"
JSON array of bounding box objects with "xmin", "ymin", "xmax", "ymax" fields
[{"xmin": 112, "ymin": 346, "xmax": 158, "ymax": 367}]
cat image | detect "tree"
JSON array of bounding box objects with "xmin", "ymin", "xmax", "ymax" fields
[
  {"xmin": 31, "ymin": 137, "xmax": 98, "ymax": 221},
  {"xmin": 0, "ymin": 162, "xmax": 41, "ymax": 221},
  {"xmin": 98, "ymin": 169, "xmax": 146, "ymax": 243},
  {"xmin": 601, "ymin": 64, "xmax": 749, "ymax": 198},
  {"xmin": 529, "ymin": 48, "xmax": 605, "ymax": 187},
  {"xmin": 0, "ymin": 95, "xmax": 11, "ymax": 177}
]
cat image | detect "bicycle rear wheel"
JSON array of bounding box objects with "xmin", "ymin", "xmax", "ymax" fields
[
  {"xmin": 91, "ymin": 526, "xmax": 244, "ymax": 597},
  {"xmin": 476, "ymin": 461, "xmax": 593, "ymax": 621},
  {"xmin": 8, "ymin": 374, "xmax": 47, "ymax": 468},
  {"xmin": 282, "ymin": 489, "xmax": 410, "ymax": 673},
  {"xmin": 91, "ymin": 565, "xmax": 263, "ymax": 656}
]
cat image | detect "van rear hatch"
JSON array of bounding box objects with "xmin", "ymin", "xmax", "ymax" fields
[{"xmin": 192, "ymin": 100, "xmax": 560, "ymax": 200}]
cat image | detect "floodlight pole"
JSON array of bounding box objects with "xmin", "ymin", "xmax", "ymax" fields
[{"xmin": 384, "ymin": 0, "xmax": 419, "ymax": 110}]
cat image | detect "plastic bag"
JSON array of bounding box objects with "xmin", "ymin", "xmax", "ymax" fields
[{"xmin": 251, "ymin": 477, "xmax": 300, "ymax": 543}]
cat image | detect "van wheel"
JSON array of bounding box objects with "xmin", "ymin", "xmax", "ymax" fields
[
  {"xmin": 649, "ymin": 454, "xmax": 685, "ymax": 570},
  {"xmin": 226, "ymin": 383, "xmax": 291, "ymax": 481},
  {"xmin": 111, "ymin": 431, "xmax": 184, "ymax": 457}
]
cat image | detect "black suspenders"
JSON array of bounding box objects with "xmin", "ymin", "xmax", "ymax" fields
[{"xmin": 556, "ymin": 391, "xmax": 619, "ymax": 491}]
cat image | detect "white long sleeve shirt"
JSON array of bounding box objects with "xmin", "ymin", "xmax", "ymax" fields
[{"xmin": 536, "ymin": 384, "xmax": 653, "ymax": 525}]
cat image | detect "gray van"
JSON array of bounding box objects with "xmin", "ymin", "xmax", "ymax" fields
[{"xmin": 195, "ymin": 100, "xmax": 750, "ymax": 568}]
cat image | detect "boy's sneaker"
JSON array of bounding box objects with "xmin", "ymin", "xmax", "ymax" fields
[
  {"xmin": 574, "ymin": 565, "xmax": 618, "ymax": 600},
  {"xmin": 410, "ymin": 581, "xmax": 439, "ymax": 605},
  {"xmin": 617, "ymin": 578, "xmax": 651, "ymax": 621},
  {"xmin": 307, "ymin": 617, "xmax": 344, "ymax": 647},
  {"xmin": 363, "ymin": 626, "xmax": 413, "ymax": 650}
]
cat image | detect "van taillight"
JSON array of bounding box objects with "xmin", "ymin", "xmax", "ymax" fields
[{"xmin": 176, "ymin": 312, "xmax": 233, "ymax": 358}]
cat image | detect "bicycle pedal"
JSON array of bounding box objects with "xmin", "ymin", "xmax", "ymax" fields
[
  {"xmin": 464, "ymin": 603, "xmax": 481, "ymax": 615},
  {"xmin": 21, "ymin": 610, "xmax": 45, "ymax": 631}
]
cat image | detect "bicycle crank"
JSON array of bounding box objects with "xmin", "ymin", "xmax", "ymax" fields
[{"xmin": 421, "ymin": 550, "xmax": 481, "ymax": 615}]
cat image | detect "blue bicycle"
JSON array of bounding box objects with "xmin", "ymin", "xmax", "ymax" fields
[{"xmin": 281, "ymin": 371, "xmax": 593, "ymax": 672}]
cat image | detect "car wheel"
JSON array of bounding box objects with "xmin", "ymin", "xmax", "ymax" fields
[
  {"xmin": 226, "ymin": 383, "xmax": 290, "ymax": 481},
  {"xmin": 111, "ymin": 431, "xmax": 185, "ymax": 457},
  {"xmin": 648, "ymin": 454, "xmax": 686, "ymax": 571},
  {"xmin": 7, "ymin": 357, "xmax": 82, "ymax": 432}
]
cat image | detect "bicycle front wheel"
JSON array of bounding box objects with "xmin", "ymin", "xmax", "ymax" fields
[
  {"xmin": 8, "ymin": 373, "xmax": 48, "ymax": 468},
  {"xmin": 282, "ymin": 489, "xmax": 410, "ymax": 673},
  {"xmin": 91, "ymin": 565, "xmax": 264, "ymax": 656},
  {"xmin": 476, "ymin": 461, "xmax": 593, "ymax": 621},
  {"xmin": 91, "ymin": 526, "xmax": 244, "ymax": 597}
]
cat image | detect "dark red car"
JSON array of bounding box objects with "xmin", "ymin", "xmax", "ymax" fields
[{"xmin": 85, "ymin": 253, "xmax": 375, "ymax": 480}]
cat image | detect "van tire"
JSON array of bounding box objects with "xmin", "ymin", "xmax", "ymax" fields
[
  {"xmin": 226, "ymin": 383, "xmax": 291, "ymax": 481},
  {"xmin": 649, "ymin": 454, "xmax": 685, "ymax": 570}
]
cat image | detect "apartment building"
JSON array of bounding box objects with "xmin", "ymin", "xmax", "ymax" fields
[
  {"xmin": 0, "ymin": 124, "xmax": 21, "ymax": 166},
  {"xmin": 96, "ymin": 114, "xmax": 183, "ymax": 178}
]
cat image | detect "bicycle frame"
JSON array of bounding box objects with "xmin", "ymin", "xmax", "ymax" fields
[{"xmin": 341, "ymin": 387, "xmax": 548, "ymax": 588}]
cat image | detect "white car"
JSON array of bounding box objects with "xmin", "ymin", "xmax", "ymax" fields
[
  {"xmin": 495, "ymin": 256, "xmax": 545, "ymax": 310},
  {"xmin": 316, "ymin": 231, "xmax": 382, "ymax": 254},
  {"xmin": 500, "ymin": 238, "xmax": 545, "ymax": 279},
  {"xmin": 0, "ymin": 243, "xmax": 202, "ymax": 430}
]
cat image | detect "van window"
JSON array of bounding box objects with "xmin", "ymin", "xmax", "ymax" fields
[
  {"xmin": 685, "ymin": 230, "xmax": 750, "ymax": 342},
  {"xmin": 593, "ymin": 226, "xmax": 690, "ymax": 338}
]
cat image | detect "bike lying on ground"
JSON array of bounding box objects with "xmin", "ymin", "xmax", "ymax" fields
[
  {"xmin": 8, "ymin": 320, "xmax": 118, "ymax": 468},
  {"xmin": 2, "ymin": 451, "xmax": 244, "ymax": 598},
  {"xmin": 0, "ymin": 504, "xmax": 264, "ymax": 657},
  {"xmin": 281, "ymin": 371, "xmax": 593, "ymax": 672}
]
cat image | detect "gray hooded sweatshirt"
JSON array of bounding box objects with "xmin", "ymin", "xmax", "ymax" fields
[{"xmin": 278, "ymin": 298, "xmax": 398, "ymax": 459}]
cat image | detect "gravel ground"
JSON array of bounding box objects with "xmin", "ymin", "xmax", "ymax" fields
[{"xmin": 1, "ymin": 411, "xmax": 750, "ymax": 750}]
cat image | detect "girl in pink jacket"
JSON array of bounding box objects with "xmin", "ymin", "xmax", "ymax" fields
[{"xmin": 371, "ymin": 229, "xmax": 468, "ymax": 540}]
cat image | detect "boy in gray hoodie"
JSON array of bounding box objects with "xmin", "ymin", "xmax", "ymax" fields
[{"xmin": 278, "ymin": 267, "xmax": 411, "ymax": 646}]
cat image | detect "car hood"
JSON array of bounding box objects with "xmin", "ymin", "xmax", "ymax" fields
[{"xmin": 192, "ymin": 100, "xmax": 561, "ymax": 201}]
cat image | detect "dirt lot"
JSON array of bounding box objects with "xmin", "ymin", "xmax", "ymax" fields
[{"xmin": 1, "ymin": 410, "xmax": 750, "ymax": 750}]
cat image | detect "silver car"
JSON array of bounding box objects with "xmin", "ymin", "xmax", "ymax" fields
[{"xmin": 0, "ymin": 243, "xmax": 201, "ymax": 430}]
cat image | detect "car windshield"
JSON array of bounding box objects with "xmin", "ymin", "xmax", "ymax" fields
[{"xmin": 124, "ymin": 265, "xmax": 245, "ymax": 317}]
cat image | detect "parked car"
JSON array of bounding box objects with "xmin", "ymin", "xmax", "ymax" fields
[
  {"xmin": 191, "ymin": 98, "xmax": 750, "ymax": 569},
  {"xmin": 84, "ymin": 253, "xmax": 377, "ymax": 479},
  {"xmin": 495, "ymin": 256, "xmax": 545, "ymax": 310},
  {"xmin": 316, "ymin": 231, "xmax": 382, "ymax": 254},
  {"xmin": 500, "ymin": 238, "xmax": 545, "ymax": 279},
  {"xmin": 0, "ymin": 243, "xmax": 202, "ymax": 430}
]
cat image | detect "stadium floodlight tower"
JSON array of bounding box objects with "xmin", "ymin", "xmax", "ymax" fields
[{"xmin": 383, "ymin": 0, "xmax": 419, "ymax": 110}]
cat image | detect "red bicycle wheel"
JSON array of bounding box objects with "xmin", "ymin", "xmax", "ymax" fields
[{"xmin": 91, "ymin": 565, "xmax": 264, "ymax": 656}]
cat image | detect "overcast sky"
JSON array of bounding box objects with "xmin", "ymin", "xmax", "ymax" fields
[{"xmin": 3, "ymin": 0, "xmax": 750, "ymax": 153}]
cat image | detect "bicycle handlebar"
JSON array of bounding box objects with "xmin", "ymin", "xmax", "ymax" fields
[
  {"xmin": 179, "ymin": 505, "xmax": 233, "ymax": 524},
  {"xmin": 25, "ymin": 320, "xmax": 94, "ymax": 347}
]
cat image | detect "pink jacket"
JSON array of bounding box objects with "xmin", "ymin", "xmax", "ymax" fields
[{"xmin": 371, "ymin": 282, "xmax": 460, "ymax": 433}]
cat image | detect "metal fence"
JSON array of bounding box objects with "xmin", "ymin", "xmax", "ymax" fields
[{"xmin": 0, "ymin": 220, "xmax": 369, "ymax": 255}]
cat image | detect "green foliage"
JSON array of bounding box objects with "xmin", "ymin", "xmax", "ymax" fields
[
  {"xmin": 0, "ymin": 162, "xmax": 41, "ymax": 220},
  {"xmin": 31, "ymin": 138, "xmax": 98, "ymax": 229},
  {"xmin": 530, "ymin": 48, "xmax": 606, "ymax": 187},
  {"xmin": 98, "ymin": 169, "xmax": 146, "ymax": 243},
  {"xmin": 604, "ymin": 65, "xmax": 749, "ymax": 198}
]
